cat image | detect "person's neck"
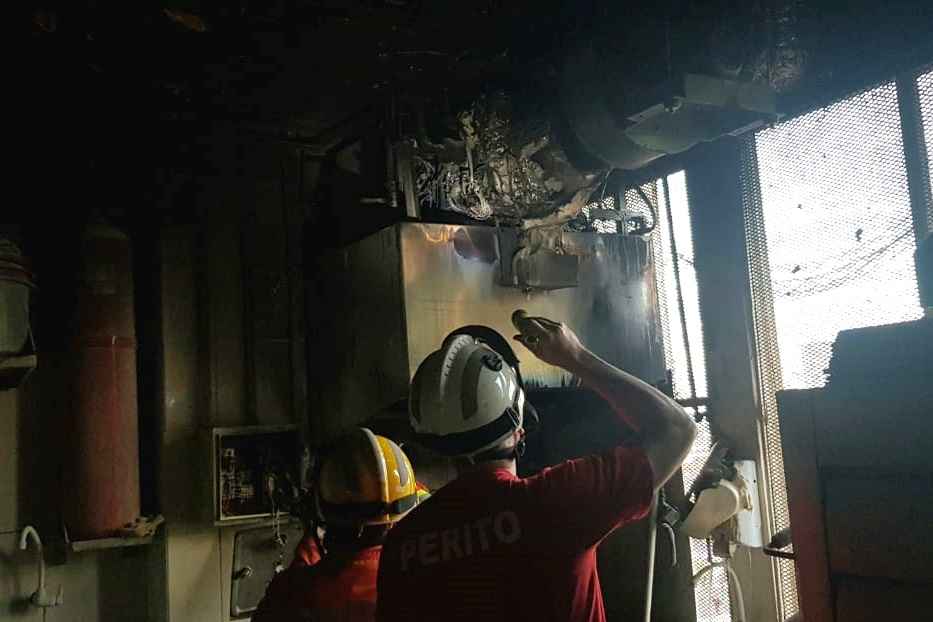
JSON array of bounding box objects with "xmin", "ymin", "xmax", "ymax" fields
[
  {"xmin": 326, "ymin": 539, "xmax": 382, "ymax": 555},
  {"xmin": 457, "ymin": 458, "xmax": 516, "ymax": 476}
]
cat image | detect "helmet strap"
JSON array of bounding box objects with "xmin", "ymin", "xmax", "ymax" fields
[
  {"xmin": 469, "ymin": 407, "xmax": 525, "ymax": 463},
  {"xmin": 515, "ymin": 435, "xmax": 527, "ymax": 459}
]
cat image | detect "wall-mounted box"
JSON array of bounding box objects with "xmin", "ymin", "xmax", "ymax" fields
[{"xmin": 212, "ymin": 425, "xmax": 303, "ymax": 525}]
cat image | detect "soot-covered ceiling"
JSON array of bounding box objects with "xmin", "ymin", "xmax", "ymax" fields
[{"xmin": 21, "ymin": 1, "xmax": 933, "ymax": 226}]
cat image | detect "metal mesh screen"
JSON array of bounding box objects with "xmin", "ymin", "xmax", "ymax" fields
[
  {"xmin": 919, "ymin": 69, "xmax": 933, "ymax": 233},
  {"xmin": 742, "ymin": 138, "xmax": 798, "ymax": 621},
  {"xmin": 743, "ymin": 79, "xmax": 925, "ymax": 620},
  {"xmin": 580, "ymin": 195, "xmax": 620, "ymax": 233},
  {"xmin": 581, "ymin": 189, "xmax": 666, "ymax": 235},
  {"xmin": 635, "ymin": 173, "xmax": 730, "ymax": 622}
]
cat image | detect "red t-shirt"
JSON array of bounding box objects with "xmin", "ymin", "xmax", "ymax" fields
[
  {"xmin": 254, "ymin": 546, "xmax": 381, "ymax": 622},
  {"xmin": 291, "ymin": 533, "xmax": 323, "ymax": 568},
  {"xmin": 376, "ymin": 446, "xmax": 654, "ymax": 622}
]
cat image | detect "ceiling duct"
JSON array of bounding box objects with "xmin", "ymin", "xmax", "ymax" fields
[
  {"xmin": 559, "ymin": 45, "xmax": 780, "ymax": 171},
  {"xmin": 400, "ymin": 2, "xmax": 795, "ymax": 224},
  {"xmin": 405, "ymin": 59, "xmax": 778, "ymax": 223}
]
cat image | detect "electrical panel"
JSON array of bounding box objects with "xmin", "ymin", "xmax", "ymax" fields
[{"xmin": 212, "ymin": 425, "xmax": 304, "ymax": 524}]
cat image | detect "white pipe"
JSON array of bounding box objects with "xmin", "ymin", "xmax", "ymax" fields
[
  {"xmin": 724, "ymin": 563, "xmax": 746, "ymax": 622},
  {"xmin": 642, "ymin": 496, "xmax": 659, "ymax": 622},
  {"xmin": 692, "ymin": 560, "xmax": 747, "ymax": 622},
  {"xmin": 18, "ymin": 525, "xmax": 45, "ymax": 599}
]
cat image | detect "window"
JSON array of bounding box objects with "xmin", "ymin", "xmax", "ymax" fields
[
  {"xmin": 743, "ymin": 79, "xmax": 925, "ymax": 620},
  {"xmin": 628, "ymin": 172, "xmax": 730, "ymax": 622}
]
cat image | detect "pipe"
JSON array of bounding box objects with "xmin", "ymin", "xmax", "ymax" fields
[
  {"xmin": 18, "ymin": 526, "xmax": 45, "ymax": 601},
  {"xmin": 693, "ymin": 560, "xmax": 747, "ymax": 622},
  {"xmin": 641, "ymin": 495, "xmax": 660, "ymax": 622}
]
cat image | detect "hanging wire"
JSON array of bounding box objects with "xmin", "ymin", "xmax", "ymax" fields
[
  {"xmin": 633, "ymin": 185, "xmax": 659, "ymax": 235},
  {"xmin": 598, "ymin": 169, "xmax": 612, "ymax": 203}
]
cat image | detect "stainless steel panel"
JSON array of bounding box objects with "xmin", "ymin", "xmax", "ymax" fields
[
  {"xmin": 308, "ymin": 222, "xmax": 664, "ymax": 443},
  {"xmin": 399, "ymin": 222, "xmax": 664, "ymax": 386}
]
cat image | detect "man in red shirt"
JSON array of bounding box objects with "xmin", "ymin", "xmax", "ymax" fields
[
  {"xmin": 377, "ymin": 311, "xmax": 696, "ymax": 622},
  {"xmin": 254, "ymin": 428, "xmax": 422, "ymax": 622}
]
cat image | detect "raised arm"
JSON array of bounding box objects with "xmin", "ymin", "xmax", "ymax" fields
[{"xmin": 513, "ymin": 310, "xmax": 695, "ymax": 489}]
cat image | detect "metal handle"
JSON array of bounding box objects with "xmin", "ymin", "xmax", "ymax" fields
[{"xmin": 763, "ymin": 547, "xmax": 796, "ymax": 560}]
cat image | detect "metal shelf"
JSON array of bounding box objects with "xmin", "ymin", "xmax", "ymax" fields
[
  {"xmin": 69, "ymin": 535, "xmax": 153, "ymax": 553},
  {"xmin": 0, "ymin": 354, "xmax": 37, "ymax": 390}
]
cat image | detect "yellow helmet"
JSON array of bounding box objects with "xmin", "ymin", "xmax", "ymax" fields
[
  {"xmin": 416, "ymin": 484, "xmax": 431, "ymax": 505},
  {"xmin": 317, "ymin": 428, "xmax": 419, "ymax": 526}
]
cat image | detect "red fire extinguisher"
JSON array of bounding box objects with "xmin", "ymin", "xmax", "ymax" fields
[{"xmin": 62, "ymin": 222, "xmax": 140, "ymax": 541}]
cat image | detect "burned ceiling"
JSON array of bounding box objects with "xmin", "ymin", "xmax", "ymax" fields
[
  {"xmin": 21, "ymin": 1, "xmax": 933, "ymax": 228},
  {"xmin": 25, "ymin": 1, "xmax": 933, "ymax": 133}
]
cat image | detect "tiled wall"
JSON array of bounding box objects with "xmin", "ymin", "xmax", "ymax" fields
[{"xmin": 1, "ymin": 386, "xmax": 152, "ymax": 622}]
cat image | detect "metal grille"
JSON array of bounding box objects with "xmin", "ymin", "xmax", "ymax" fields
[
  {"xmin": 581, "ymin": 195, "xmax": 620, "ymax": 233},
  {"xmin": 622, "ymin": 184, "xmax": 659, "ymax": 237},
  {"xmin": 637, "ymin": 172, "xmax": 730, "ymax": 622},
  {"xmin": 579, "ymin": 181, "xmax": 662, "ymax": 235},
  {"xmin": 634, "ymin": 181, "xmax": 672, "ymax": 372},
  {"xmin": 742, "ymin": 137, "xmax": 797, "ymax": 621},
  {"xmin": 919, "ymin": 69, "xmax": 933, "ymax": 233},
  {"xmin": 743, "ymin": 79, "xmax": 925, "ymax": 620}
]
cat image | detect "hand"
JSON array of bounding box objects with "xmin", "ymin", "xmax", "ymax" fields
[{"xmin": 511, "ymin": 309, "xmax": 585, "ymax": 370}]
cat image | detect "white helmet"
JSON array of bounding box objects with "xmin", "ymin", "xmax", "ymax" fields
[{"xmin": 410, "ymin": 329, "xmax": 530, "ymax": 458}]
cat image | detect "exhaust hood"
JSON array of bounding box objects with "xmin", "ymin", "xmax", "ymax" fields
[{"xmin": 307, "ymin": 222, "xmax": 665, "ymax": 441}]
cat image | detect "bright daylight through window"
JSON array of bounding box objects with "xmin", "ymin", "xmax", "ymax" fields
[{"xmin": 745, "ymin": 78, "xmax": 925, "ymax": 620}]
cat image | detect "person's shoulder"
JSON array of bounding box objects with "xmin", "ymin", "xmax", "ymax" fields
[
  {"xmin": 532, "ymin": 444, "xmax": 650, "ymax": 473},
  {"xmin": 385, "ymin": 504, "xmax": 425, "ymax": 545},
  {"xmin": 516, "ymin": 445, "xmax": 652, "ymax": 494},
  {"xmin": 384, "ymin": 484, "xmax": 458, "ymax": 545},
  {"xmin": 394, "ymin": 494, "xmax": 436, "ymax": 530}
]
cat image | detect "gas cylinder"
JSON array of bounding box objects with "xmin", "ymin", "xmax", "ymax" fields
[
  {"xmin": 0, "ymin": 239, "xmax": 34, "ymax": 355},
  {"xmin": 62, "ymin": 222, "xmax": 140, "ymax": 540}
]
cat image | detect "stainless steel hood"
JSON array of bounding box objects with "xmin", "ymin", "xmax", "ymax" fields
[{"xmin": 307, "ymin": 221, "xmax": 664, "ymax": 442}]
